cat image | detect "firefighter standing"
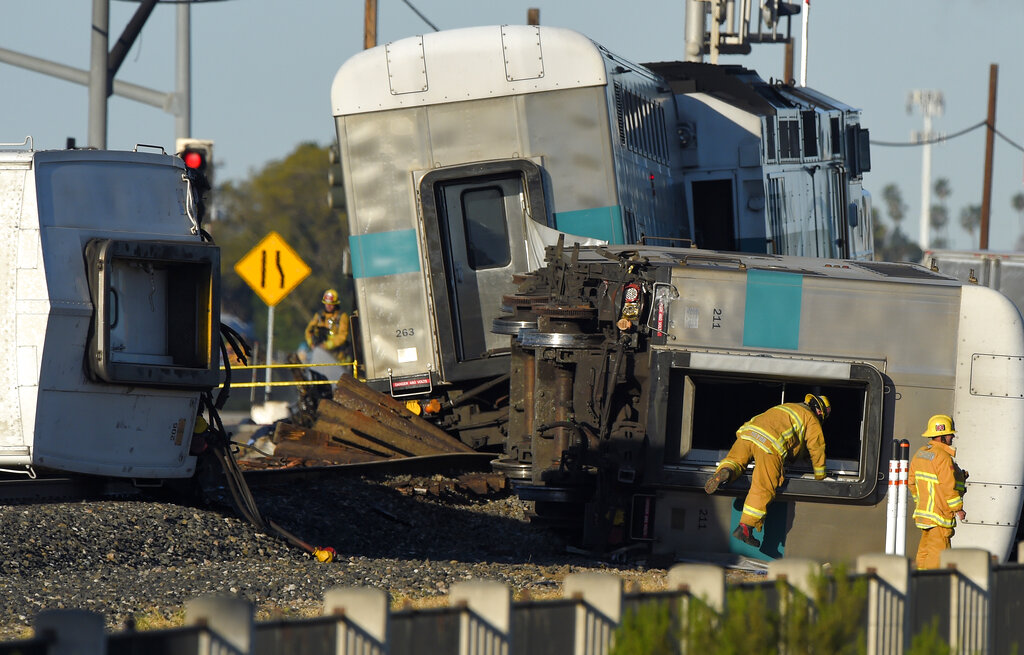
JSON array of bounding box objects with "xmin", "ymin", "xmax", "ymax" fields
[
  {"xmin": 304, "ymin": 289, "xmax": 351, "ymax": 362},
  {"xmin": 704, "ymin": 394, "xmax": 830, "ymax": 547},
  {"xmin": 909, "ymin": 414, "xmax": 967, "ymax": 570}
]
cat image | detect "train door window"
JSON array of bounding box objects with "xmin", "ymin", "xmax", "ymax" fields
[
  {"xmin": 690, "ymin": 178, "xmax": 735, "ymax": 251},
  {"xmin": 460, "ymin": 186, "xmax": 511, "ymax": 270}
]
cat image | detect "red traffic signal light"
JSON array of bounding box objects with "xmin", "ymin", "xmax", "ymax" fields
[{"xmin": 175, "ymin": 138, "xmax": 214, "ymax": 185}]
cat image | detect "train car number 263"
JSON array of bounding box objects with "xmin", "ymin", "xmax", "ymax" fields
[{"xmin": 396, "ymin": 328, "xmax": 415, "ymax": 338}]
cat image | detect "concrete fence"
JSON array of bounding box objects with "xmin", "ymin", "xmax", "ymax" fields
[{"xmin": 2, "ymin": 547, "xmax": 1023, "ymax": 655}]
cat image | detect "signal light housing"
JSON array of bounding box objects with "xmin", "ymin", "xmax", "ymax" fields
[{"xmin": 175, "ymin": 138, "xmax": 214, "ymax": 188}]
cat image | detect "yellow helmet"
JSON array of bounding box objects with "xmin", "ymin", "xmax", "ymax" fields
[
  {"xmin": 804, "ymin": 393, "xmax": 831, "ymax": 421},
  {"xmin": 322, "ymin": 289, "xmax": 339, "ymax": 305},
  {"xmin": 922, "ymin": 414, "xmax": 955, "ymax": 438}
]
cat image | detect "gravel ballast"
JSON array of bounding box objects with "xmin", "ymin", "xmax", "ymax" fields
[{"xmin": 0, "ymin": 470, "xmax": 686, "ymax": 640}]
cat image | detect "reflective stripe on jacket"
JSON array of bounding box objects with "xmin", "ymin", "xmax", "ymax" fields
[
  {"xmin": 736, "ymin": 402, "xmax": 826, "ymax": 477},
  {"xmin": 909, "ymin": 441, "xmax": 963, "ymax": 529}
]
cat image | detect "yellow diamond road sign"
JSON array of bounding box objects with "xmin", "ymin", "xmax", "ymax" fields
[{"xmin": 235, "ymin": 231, "xmax": 311, "ymax": 306}]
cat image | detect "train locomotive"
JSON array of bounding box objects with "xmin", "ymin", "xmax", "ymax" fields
[{"xmin": 495, "ymin": 240, "xmax": 1024, "ymax": 562}]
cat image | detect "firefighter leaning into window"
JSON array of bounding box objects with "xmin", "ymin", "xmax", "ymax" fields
[
  {"xmin": 909, "ymin": 414, "xmax": 968, "ymax": 570},
  {"xmin": 304, "ymin": 289, "xmax": 351, "ymax": 362},
  {"xmin": 704, "ymin": 394, "xmax": 830, "ymax": 547}
]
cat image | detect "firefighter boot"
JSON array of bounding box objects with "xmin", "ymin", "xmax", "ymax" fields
[
  {"xmin": 732, "ymin": 523, "xmax": 761, "ymax": 547},
  {"xmin": 704, "ymin": 469, "xmax": 731, "ymax": 495}
]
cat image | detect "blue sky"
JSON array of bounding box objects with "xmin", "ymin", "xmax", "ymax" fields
[{"xmin": 3, "ymin": 0, "xmax": 1022, "ymax": 251}]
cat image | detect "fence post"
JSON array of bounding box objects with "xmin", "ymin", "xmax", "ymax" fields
[
  {"xmin": 450, "ymin": 579, "xmax": 511, "ymax": 655},
  {"xmin": 667, "ymin": 563, "xmax": 725, "ymax": 613},
  {"xmin": 323, "ymin": 586, "xmax": 390, "ymax": 654},
  {"xmin": 767, "ymin": 558, "xmax": 822, "ymax": 599},
  {"xmin": 185, "ymin": 595, "xmax": 254, "ymax": 654},
  {"xmin": 668, "ymin": 563, "xmax": 726, "ymax": 654},
  {"xmin": 857, "ymin": 553, "xmax": 911, "ymax": 655},
  {"xmin": 563, "ymin": 572, "xmax": 622, "ymax": 655},
  {"xmin": 32, "ymin": 609, "xmax": 106, "ymax": 655},
  {"xmin": 940, "ymin": 548, "xmax": 992, "ymax": 655}
]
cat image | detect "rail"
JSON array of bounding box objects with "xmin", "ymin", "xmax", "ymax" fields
[{"xmin": 217, "ymin": 361, "xmax": 359, "ymax": 389}]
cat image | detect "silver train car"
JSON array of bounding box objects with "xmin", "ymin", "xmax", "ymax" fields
[
  {"xmin": 0, "ymin": 145, "xmax": 219, "ymax": 479},
  {"xmin": 330, "ymin": 25, "xmax": 875, "ymax": 445},
  {"xmin": 496, "ymin": 242, "xmax": 1024, "ymax": 563}
]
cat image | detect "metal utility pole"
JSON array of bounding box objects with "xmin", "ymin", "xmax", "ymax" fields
[
  {"xmin": 175, "ymin": 4, "xmax": 191, "ymax": 139},
  {"xmin": 364, "ymin": 0, "xmax": 378, "ymax": 50},
  {"xmin": 907, "ymin": 90, "xmax": 944, "ymax": 250},
  {"xmin": 88, "ymin": 0, "xmax": 109, "ymax": 147},
  {"xmin": 980, "ymin": 63, "xmax": 998, "ymax": 250},
  {"xmin": 798, "ymin": 0, "xmax": 809, "ymax": 85}
]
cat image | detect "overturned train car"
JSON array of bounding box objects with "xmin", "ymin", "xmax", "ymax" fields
[
  {"xmin": 496, "ymin": 243, "xmax": 1024, "ymax": 562},
  {"xmin": 0, "ymin": 146, "xmax": 219, "ymax": 480}
]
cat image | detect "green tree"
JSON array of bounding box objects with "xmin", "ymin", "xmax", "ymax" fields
[{"xmin": 211, "ymin": 142, "xmax": 351, "ymax": 357}]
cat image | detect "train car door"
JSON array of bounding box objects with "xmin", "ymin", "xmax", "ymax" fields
[{"xmin": 420, "ymin": 161, "xmax": 547, "ymax": 382}]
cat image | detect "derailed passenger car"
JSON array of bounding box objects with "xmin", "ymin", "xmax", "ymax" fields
[
  {"xmin": 497, "ymin": 242, "xmax": 1024, "ymax": 562},
  {"xmin": 0, "ymin": 145, "xmax": 219, "ymax": 480}
]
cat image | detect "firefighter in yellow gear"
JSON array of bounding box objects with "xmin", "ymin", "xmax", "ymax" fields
[
  {"xmin": 304, "ymin": 288, "xmax": 351, "ymax": 361},
  {"xmin": 705, "ymin": 394, "xmax": 830, "ymax": 547},
  {"xmin": 909, "ymin": 414, "xmax": 967, "ymax": 570}
]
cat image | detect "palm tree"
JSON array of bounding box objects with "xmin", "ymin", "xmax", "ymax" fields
[
  {"xmin": 929, "ymin": 205, "xmax": 949, "ymax": 249},
  {"xmin": 882, "ymin": 184, "xmax": 906, "ymax": 228},
  {"xmin": 933, "ymin": 178, "xmax": 952, "ymax": 244},
  {"xmin": 959, "ymin": 204, "xmax": 982, "ymax": 247},
  {"xmin": 1012, "ymin": 192, "xmax": 1024, "ymax": 237}
]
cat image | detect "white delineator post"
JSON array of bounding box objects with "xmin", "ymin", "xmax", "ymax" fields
[
  {"xmin": 885, "ymin": 440, "xmax": 899, "ymax": 554},
  {"xmin": 895, "ymin": 439, "xmax": 910, "ymax": 556}
]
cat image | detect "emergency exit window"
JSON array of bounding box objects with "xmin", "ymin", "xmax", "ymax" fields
[{"xmin": 86, "ymin": 239, "xmax": 220, "ymax": 389}]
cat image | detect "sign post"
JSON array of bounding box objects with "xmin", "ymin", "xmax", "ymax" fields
[{"xmin": 234, "ymin": 231, "xmax": 311, "ymax": 395}]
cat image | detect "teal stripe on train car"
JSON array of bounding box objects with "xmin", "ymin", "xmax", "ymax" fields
[
  {"xmin": 349, "ymin": 230, "xmax": 421, "ymax": 279},
  {"xmin": 742, "ymin": 269, "xmax": 802, "ymax": 350},
  {"xmin": 729, "ymin": 497, "xmax": 787, "ymax": 560},
  {"xmin": 554, "ymin": 206, "xmax": 625, "ymax": 244}
]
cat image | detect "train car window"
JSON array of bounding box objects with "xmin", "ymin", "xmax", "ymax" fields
[
  {"xmin": 647, "ymin": 351, "xmax": 884, "ymax": 503},
  {"xmin": 459, "ymin": 186, "xmax": 511, "ymax": 270},
  {"xmin": 85, "ymin": 239, "xmax": 220, "ymax": 389},
  {"xmin": 801, "ymin": 111, "xmax": 818, "ymax": 159}
]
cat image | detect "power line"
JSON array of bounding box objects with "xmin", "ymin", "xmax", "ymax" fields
[
  {"xmin": 871, "ymin": 120, "xmax": 1024, "ymax": 153},
  {"xmin": 870, "ymin": 121, "xmax": 985, "ymax": 147},
  {"xmin": 399, "ymin": 0, "xmax": 440, "ymax": 32}
]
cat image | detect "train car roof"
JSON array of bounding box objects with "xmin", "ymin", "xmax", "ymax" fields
[
  {"xmin": 332, "ymin": 25, "xmax": 613, "ymax": 116},
  {"xmin": 563, "ymin": 245, "xmax": 960, "ymax": 286},
  {"xmin": 642, "ymin": 61, "xmax": 859, "ymax": 117}
]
